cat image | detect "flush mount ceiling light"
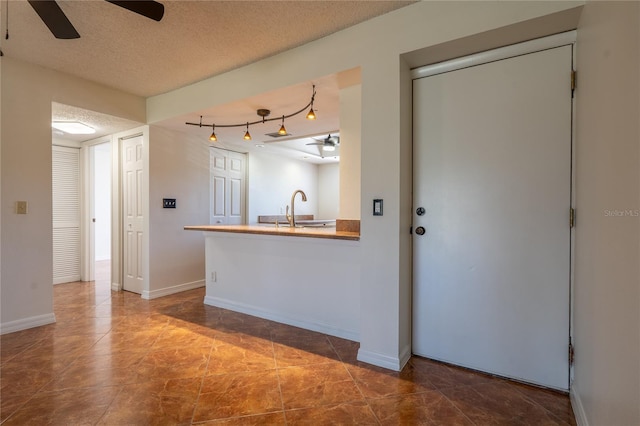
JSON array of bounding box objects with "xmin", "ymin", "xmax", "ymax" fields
[
  {"xmin": 52, "ymin": 121, "xmax": 96, "ymax": 135},
  {"xmin": 187, "ymin": 85, "xmax": 316, "ymax": 142}
]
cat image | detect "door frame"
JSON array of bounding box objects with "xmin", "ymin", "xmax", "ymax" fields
[
  {"xmin": 80, "ymin": 135, "xmax": 111, "ymax": 282},
  {"xmin": 209, "ymin": 146, "xmax": 248, "ymax": 225},
  {"xmin": 110, "ymin": 126, "xmax": 150, "ymax": 294},
  {"xmin": 410, "ymin": 30, "xmax": 577, "ymax": 389}
]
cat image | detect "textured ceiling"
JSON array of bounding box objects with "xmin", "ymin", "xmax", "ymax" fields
[
  {"xmin": 52, "ymin": 102, "xmax": 143, "ymax": 143},
  {"xmin": 1, "ymin": 0, "xmax": 414, "ymax": 97}
]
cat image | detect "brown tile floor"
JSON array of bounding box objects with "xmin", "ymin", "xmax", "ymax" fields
[{"xmin": 1, "ymin": 277, "xmax": 576, "ymax": 425}]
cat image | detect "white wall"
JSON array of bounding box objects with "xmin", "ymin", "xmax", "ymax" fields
[
  {"xmin": 318, "ymin": 163, "xmax": 339, "ymax": 220},
  {"xmin": 247, "ymin": 151, "xmax": 319, "ymax": 224},
  {"xmin": 1, "ymin": 57, "xmax": 145, "ymax": 332},
  {"xmin": 147, "ymin": 125, "xmax": 210, "ymax": 298},
  {"xmin": 147, "ymin": 1, "xmax": 585, "ymax": 369},
  {"xmin": 339, "ymin": 84, "xmax": 361, "ymax": 219},
  {"xmin": 204, "ymin": 232, "xmax": 360, "ymax": 340},
  {"xmin": 572, "ymin": 2, "xmax": 640, "ymax": 425}
]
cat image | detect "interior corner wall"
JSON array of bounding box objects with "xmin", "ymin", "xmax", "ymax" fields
[
  {"xmin": 318, "ymin": 163, "xmax": 340, "ymax": 220},
  {"xmin": 0, "ymin": 57, "xmax": 145, "ymax": 331},
  {"xmin": 147, "ymin": 126, "xmax": 210, "ymax": 297},
  {"xmin": 573, "ymin": 2, "xmax": 640, "ymax": 425},
  {"xmin": 247, "ymin": 151, "xmax": 319, "ymax": 224},
  {"xmin": 398, "ymin": 58, "xmax": 414, "ymax": 364},
  {"xmin": 339, "ymin": 84, "xmax": 361, "ymax": 219}
]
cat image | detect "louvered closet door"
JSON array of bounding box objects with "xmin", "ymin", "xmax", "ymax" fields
[{"xmin": 52, "ymin": 146, "xmax": 81, "ymax": 284}]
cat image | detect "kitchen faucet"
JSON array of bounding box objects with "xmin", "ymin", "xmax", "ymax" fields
[{"xmin": 286, "ymin": 189, "xmax": 307, "ymax": 227}]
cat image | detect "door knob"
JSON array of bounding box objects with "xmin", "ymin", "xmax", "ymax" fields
[{"xmin": 415, "ymin": 226, "xmax": 426, "ymax": 235}]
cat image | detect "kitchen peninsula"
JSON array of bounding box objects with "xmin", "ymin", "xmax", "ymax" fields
[{"xmin": 185, "ymin": 221, "xmax": 361, "ymax": 341}]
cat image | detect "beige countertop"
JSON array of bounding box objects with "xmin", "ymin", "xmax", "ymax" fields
[{"xmin": 184, "ymin": 225, "xmax": 360, "ymax": 241}]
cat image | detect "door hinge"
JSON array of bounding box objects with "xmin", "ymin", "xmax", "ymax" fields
[
  {"xmin": 569, "ymin": 343, "xmax": 575, "ymax": 365},
  {"xmin": 571, "ymin": 70, "xmax": 577, "ymax": 96},
  {"xmin": 570, "ymin": 208, "xmax": 576, "ymax": 228}
]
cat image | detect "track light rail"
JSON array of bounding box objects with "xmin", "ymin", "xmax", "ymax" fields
[{"xmin": 185, "ymin": 86, "xmax": 316, "ymax": 139}]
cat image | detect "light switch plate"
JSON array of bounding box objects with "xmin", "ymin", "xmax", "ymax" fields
[
  {"xmin": 373, "ymin": 199, "xmax": 383, "ymax": 216},
  {"xmin": 16, "ymin": 201, "xmax": 28, "ymax": 214},
  {"xmin": 163, "ymin": 198, "xmax": 176, "ymax": 208}
]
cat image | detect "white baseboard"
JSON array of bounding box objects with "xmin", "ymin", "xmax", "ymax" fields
[
  {"xmin": 204, "ymin": 296, "xmax": 359, "ymax": 342},
  {"xmin": 0, "ymin": 313, "xmax": 56, "ymax": 335},
  {"xmin": 53, "ymin": 276, "xmax": 81, "ymax": 285},
  {"xmin": 111, "ymin": 282, "xmax": 121, "ymax": 292},
  {"xmin": 570, "ymin": 384, "xmax": 589, "ymax": 426},
  {"xmin": 357, "ymin": 347, "xmax": 405, "ymax": 371},
  {"xmin": 399, "ymin": 343, "xmax": 412, "ymax": 369},
  {"xmin": 142, "ymin": 280, "xmax": 205, "ymax": 300}
]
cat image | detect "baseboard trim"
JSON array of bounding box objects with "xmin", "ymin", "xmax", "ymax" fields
[
  {"xmin": 399, "ymin": 343, "xmax": 412, "ymax": 369},
  {"xmin": 204, "ymin": 296, "xmax": 359, "ymax": 342},
  {"xmin": 570, "ymin": 384, "xmax": 589, "ymax": 426},
  {"xmin": 53, "ymin": 276, "xmax": 81, "ymax": 285},
  {"xmin": 0, "ymin": 313, "xmax": 57, "ymax": 335},
  {"xmin": 111, "ymin": 282, "xmax": 121, "ymax": 292},
  {"xmin": 357, "ymin": 348, "xmax": 405, "ymax": 371},
  {"xmin": 142, "ymin": 280, "xmax": 205, "ymax": 300}
]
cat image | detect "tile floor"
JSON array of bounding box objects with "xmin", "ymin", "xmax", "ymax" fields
[{"xmin": 1, "ymin": 274, "xmax": 576, "ymax": 425}]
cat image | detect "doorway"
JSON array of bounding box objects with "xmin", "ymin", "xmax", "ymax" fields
[
  {"xmin": 121, "ymin": 134, "xmax": 145, "ymax": 294},
  {"xmin": 412, "ymin": 40, "xmax": 573, "ymax": 390},
  {"xmin": 90, "ymin": 142, "xmax": 112, "ymax": 285}
]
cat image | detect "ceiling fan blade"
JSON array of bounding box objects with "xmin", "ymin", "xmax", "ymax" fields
[
  {"xmin": 306, "ymin": 142, "xmax": 325, "ymax": 146},
  {"xmin": 28, "ymin": 0, "xmax": 80, "ymax": 39},
  {"xmin": 106, "ymin": 1, "xmax": 165, "ymax": 22}
]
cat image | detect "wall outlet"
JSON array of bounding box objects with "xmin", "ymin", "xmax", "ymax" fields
[
  {"xmin": 16, "ymin": 201, "xmax": 28, "ymax": 214},
  {"xmin": 211, "ymin": 271, "xmax": 217, "ymax": 282}
]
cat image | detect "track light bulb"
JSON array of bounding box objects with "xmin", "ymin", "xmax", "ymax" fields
[
  {"xmin": 306, "ymin": 106, "xmax": 316, "ymax": 120},
  {"xmin": 278, "ymin": 116, "xmax": 287, "ymax": 135},
  {"xmin": 244, "ymin": 123, "xmax": 252, "ymax": 140},
  {"xmin": 209, "ymin": 126, "xmax": 217, "ymax": 142}
]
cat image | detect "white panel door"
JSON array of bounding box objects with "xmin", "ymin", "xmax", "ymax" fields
[
  {"xmin": 210, "ymin": 148, "xmax": 246, "ymax": 225},
  {"xmin": 52, "ymin": 146, "xmax": 81, "ymax": 284},
  {"xmin": 412, "ymin": 46, "xmax": 572, "ymax": 390},
  {"xmin": 122, "ymin": 136, "xmax": 145, "ymax": 294}
]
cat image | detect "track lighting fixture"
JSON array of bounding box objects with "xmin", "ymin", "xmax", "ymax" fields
[
  {"xmin": 306, "ymin": 106, "xmax": 316, "ymax": 120},
  {"xmin": 186, "ymin": 85, "xmax": 317, "ymax": 141},
  {"xmin": 278, "ymin": 116, "xmax": 287, "ymax": 135}
]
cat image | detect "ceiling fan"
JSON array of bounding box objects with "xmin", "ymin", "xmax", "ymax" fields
[
  {"xmin": 306, "ymin": 134, "xmax": 340, "ymax": 152},
  {"xmin": 28, "ymin": 0, "xmax": 165, "ymax": 39}
]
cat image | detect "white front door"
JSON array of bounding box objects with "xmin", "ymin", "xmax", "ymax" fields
[
  {"xmin": 122, "ymin": 135, "xmax": 145, "ymax": 294},
  {"xmin": 210, "ymin": 147, "xmax": 246, "ymax": 225},
  {"xmin": 412, "ymin": 45, "xmax": 573, "ymax": 390}
]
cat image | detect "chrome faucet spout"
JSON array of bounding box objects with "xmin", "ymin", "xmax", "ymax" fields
[{"xmin": 287, "ymin": 189, "xmax": 307, "ymax": 227}]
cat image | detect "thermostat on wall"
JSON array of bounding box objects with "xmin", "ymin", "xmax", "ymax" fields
[{"xmin": 163, "ymin": 198, "xmax": 176, "ymax": 208}]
